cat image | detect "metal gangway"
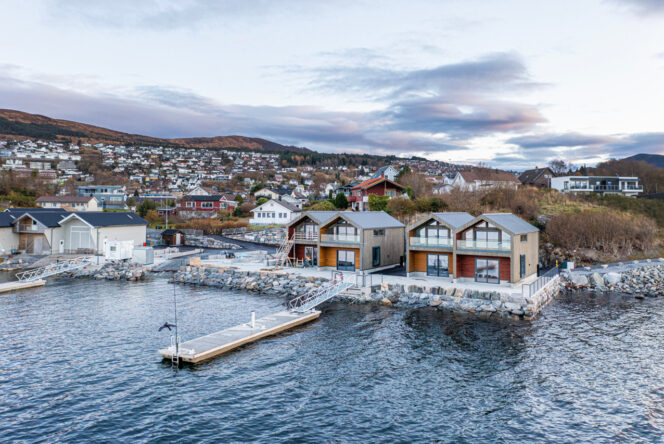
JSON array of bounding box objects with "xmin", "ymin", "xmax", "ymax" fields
[
  {"xmin": 15, "ymin": 257, "xmax": 90, "ymax": 282},
  {"xmin": 287, "ymin": 278, "xmax": 354, "ymax": 313}
]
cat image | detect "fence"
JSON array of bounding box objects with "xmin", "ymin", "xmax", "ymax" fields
[
  {"xmin": 329, "ymin": 270, "xmax": 384, "ymax": 288},
  {"xmin": 522, "ymin": 267, "xmax": 559, "ymax": 298}
]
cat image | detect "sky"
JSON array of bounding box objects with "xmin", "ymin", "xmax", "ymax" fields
[{"xmin": 0, "ymin": 0, "xmax": 663, "ymax": 169}]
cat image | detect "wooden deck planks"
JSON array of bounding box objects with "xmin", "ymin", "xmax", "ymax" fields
[
  {"xmin": 0, "ymin": 279, "xmax": 46, "ymax": 294},
  {"xmin": 158, "ymin": 309, "xmax": 321, "ymax": 364}
]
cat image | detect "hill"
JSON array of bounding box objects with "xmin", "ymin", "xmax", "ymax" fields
[
  {"xmin": 623, "ymin": 154, "xmax": 664, "ymax": 169},
  {"xmin": 0, "ymin": 109, "xmax": 311, "ymax": 153}
]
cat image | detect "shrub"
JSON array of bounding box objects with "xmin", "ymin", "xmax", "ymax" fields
[
  {"xmin": 368, "ymin": 194, "xmax": 389, "ymax": 211},
  {"xmin": 310, "ymin": 200, "xmax": 336, "ymax": 211},
  {"xmin": 333, "ymin": 193, "xmax": 348, "ymax": 209},
  {"xmin": 175, "ymin": 218, "xmax": 249, "ymax": 235},
  {"xmin": 386, "ymin": 197, "xmax": 416, "ymax": 217}
]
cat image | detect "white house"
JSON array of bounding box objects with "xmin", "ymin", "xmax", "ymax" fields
[
  {"xmin": 36, "ymin": 196, "xmax": 99, "ymax": 212},
  {"xmin": 434, "ymin": 171, "xmax": 519, "ymax": 193},
  {"xmin": 249, "ymin": 199, "xmax": 301, "ymax": 225},
  {"xmin": 550, "ymin": 176, "xmax": 642, "ymax": 196},
  {"xmin": 371, "ymin": 166, "xmax": 399, "ymax": 181}
]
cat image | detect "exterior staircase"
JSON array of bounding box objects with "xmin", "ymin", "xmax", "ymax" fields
[
  {"xmin": 288, "ymin": 280, "xmax": 354, "ymax": 312},
  {"xmin": 274, "ymin": 236, "xmax": 295, "ymax": 268}
]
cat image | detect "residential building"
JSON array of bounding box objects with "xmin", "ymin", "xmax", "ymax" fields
[
  {"xmin": 518, "ymin": 168, "xmax": 554, "ymax": 187},
  {"xmin": 371, "ymin": 165, "xmax": 399, "ymax": 181},
  {"xmin": 435, "ymin": 170, "xmax": 519, "ymax": 193},
  {"xmin": 176, "ymin": 195, "xmax": 237, "ymax": 218},
  {"xmin": 36, "ymin": 195, "xmax": 99, "ymax": 212},
  {"xmin": 406, "ymin": 212, "xmax": 475, "ymax": 278},
  {"xmin": 249, "ymin": 199, "xmax": 301, "ymax": 225},
  {"xmin": 255, "ymin": 187, "xmax": 292, "ymax": 200},
  {"xmin": 455, "ymin": 213, "xmax": 539, "ymax": 284},
  {"xmin": 550, "ymin": 176, "xmax": 642, "ymax": 196},
  {"xmin": 317, "ymin": 212, "xmax": 405, "ymax": 272},
  {"xmin": 348, "ymin": 177, "xmax": 407, "ymax": 211},
  {"xmin": 285, "ymin": 211, "xmax": 341, "ymax": 266},
  {"xmin": 77, "ymin": 185, "xmax": 127, "ymax": 209}
]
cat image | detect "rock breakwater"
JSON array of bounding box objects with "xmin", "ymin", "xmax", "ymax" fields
[
  {"xmin": 562, "ymin": 265, "xmax": 664, "ymax": 298},
  {"xmin": 67, "ymin": 261, "xmax": 151, "ymax": 281}
]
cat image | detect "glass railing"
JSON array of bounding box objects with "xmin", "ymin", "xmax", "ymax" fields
[
  {"xmin": 320, "ymin": 234, "xmax": 360, "ymax": 243},
  {"xmin": 409, "ymin": 237, "xmax": 453, "ymax": 248},
  {"xmin": 457, "ymin": 239, "xmax": 511, "ymax": 251},
  {"xmin": 293, "ymin": 232, "xmax": 319, "ymax": 241}
]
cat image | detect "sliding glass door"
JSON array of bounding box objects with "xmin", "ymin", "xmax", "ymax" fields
[
  {"xmin": 337, "ymin": 250, "xmax": 356, "ymax": 271},
  {"xmin": 475, "ymin": 258, "xmax": 500, "ymax": 284},
  {"xmin": 427, "ymin": 254, "xmax": 449, "ymax": 277}
]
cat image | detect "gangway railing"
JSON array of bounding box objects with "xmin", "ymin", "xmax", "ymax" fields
[
  {"xmin": 15, "ymin": 257, "xmax": 90, "ymax": 282},
  {"xmin": 288, "ymin": 279, "xmax": 354, "ymax": 312}
]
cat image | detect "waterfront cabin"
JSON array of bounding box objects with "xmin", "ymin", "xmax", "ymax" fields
[
  {"xmin": 318, "ymin": 212, "xmax": 405, "ymax": 272},
  {"xmin": 406, "ymin": 212, "xmax": 474, "ymax": 278},
  {"xmin": 286, "ymin": 211, "xmax": 340, "ymax": 266},
  {"xmin": 454, "ymin": 213, "xmax": 539, "ymax": 284},
  {"xmin": 7, "ymin": 209, "xmax": 69, "ymax": 255},
  {"xmin": 0, "ymin": 212, "xmax": 19, "ymax": 254},
  {"xmin": 56, "ymin": 212, "xmax": 148, "ymax": 255}
]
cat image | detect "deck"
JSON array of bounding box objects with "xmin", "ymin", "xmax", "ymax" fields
[
  {"xmin": 0, "ymin": 279, "xmax": 46, "ymax": 294},
  {"xmin": 158, "ymin": 309, "xmax": 321, "ymax": 364}
]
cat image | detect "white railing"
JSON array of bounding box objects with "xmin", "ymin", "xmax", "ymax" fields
[
  {"xmin": 456, "ymin": 239, "xmax": 511, "ymax": 251},
  {"xmin": 15, "ymin": 257, "xmax": 90, "ymax": 281},
  {"xmin": 288, "ymin": 279, "xmax": 353, "ymax": 312},
  {"xmin": 522, "ymin": 267, "xmax": 559, "ymax": 298},
  {"xmin": 320, "ymin": 234, "xmax": 360, "ymax": 243},
  {"xmin": 293, "ymin": 232, "xmax": 319, "ymax": 241},
  {"xmin": 409, "ymin": 237, "xmax": 453, "ymax": 248}
]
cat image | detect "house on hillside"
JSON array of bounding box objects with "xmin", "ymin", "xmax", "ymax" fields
[
  {"xmin": 371, "ymin": 165, "xmax": 399, "ymax": 181},
  {"xmin": 518, "ymin": 167, "xmax": 553, "ymax": 188},
  {"xmin": 348, "ymin": 177, "xmax": 407, "ymax": 211},
  {"xmin": 77, "ymin": 185, "xmax": 127, "ymax": 209},
  {"xmin": 317, "ymin": 212, "xmax": 405, "ymax": 272},
  {"xmin": 434, "ymin": 171, "xmax": 519, "ymax": 193},
  {"xmin": 36, "ymin": 195, "xmax": 99, "ymax": 212},
  {"xmin": 550, "ymin": 176, "xmax": 642, "ymax": 196},
  {"xmin": 176, "ymin": 195, "xmax": 237, "ymax": 218},
  {"xmin": 249, "ymin": 199, "xmax": 301, "ymax": 225},
  {"xmin": 255, "ymin": 187, "xmax": 292, "ymax": 201}
]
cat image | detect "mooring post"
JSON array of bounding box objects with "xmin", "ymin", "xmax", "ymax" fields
[{"xmin": 251, "ymin": 311, "xmax": 255, "ymax": 329}]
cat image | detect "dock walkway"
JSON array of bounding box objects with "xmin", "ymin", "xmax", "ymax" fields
[
  {"xmin": 0, "ymin": 279, "xmax": 45, "ymax": 294},
  {"xmin": 158, "ymin": 310, "xmax": 320, "ymax": 363}
]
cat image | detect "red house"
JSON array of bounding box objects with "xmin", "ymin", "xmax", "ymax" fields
[
  {"xmin": 177, "ymin": 195, "xmax": 237, "ymax": 218},
  {"xmin": 348, "ymin": 177, "xmax": 406, "ymax": 211}
]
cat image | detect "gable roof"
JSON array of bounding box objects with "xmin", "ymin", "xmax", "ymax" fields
[
  {"xmin": 459, "ymin": 170, "xmax": 519, "ymax": 183},
  {"xmin": 351, "ymin": 176, "xmax": 406, "ymax": 191},
  {"xmin": 326, "ymin": 211, "xmax": 404, "ymax": 229},
  {"xmin": 60, "ymin": 211, "xmax": 148, "ymax": 227},
  {"xmin": 181, "ymin": 195, "xmax": 224, "ymax": 202},
  {"xmin": 432, "ymin": 212, "xmax": 475, "ymax": 229},
  {"xmin": 518, "ymin": 168, "xmax": 553, "ymax": 184},
  {"xmin": 457, "ymin": 213, "xmax": 538, "ymax": 235},
  {"xmin": 0, "ymin": 212, "xmax": 15, "ymax": 228},
  {"xmin": 371, "ymin": 165, "xmax": 396, "ymax": 178},
  {"xmin": 12, "ymin": 210, "xmax": 70, "ymax": 227},
  {"xmin": 252, "ymin": 199, "xmax": 301, "ymax": 213}
]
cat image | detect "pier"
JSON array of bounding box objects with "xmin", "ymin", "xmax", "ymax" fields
[
  {"xmin": 0, "ymin": 279, "xmax": 45, "ymax": 294},
  {"xmin": 158, "ymin": 310, "xmax": 321, "ymax": 363}
]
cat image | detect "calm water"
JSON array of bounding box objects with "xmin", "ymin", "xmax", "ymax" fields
[{"xmin": 2, "ymin": 278, "xmax": 664, "ymax": 443}]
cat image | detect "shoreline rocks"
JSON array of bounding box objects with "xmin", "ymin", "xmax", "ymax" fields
[
  {"xmin": 66, "ymin": 260, "xmax": 151, "ymax": 281},
  {"xmin": 561, "ymin": 265, "xmax": 664, "ymax": 298}
]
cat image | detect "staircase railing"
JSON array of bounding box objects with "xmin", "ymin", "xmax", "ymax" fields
[
  {"xmin": 15, "ymin": 257, "xmax": 90, "ymax": 282},
  {"xmin": 288, "ymin": 279, "xmax": 354, "ymax": 312},
  {"xmin": 274, "ymin": 236, "xmax": 295, "ymax": 267}
]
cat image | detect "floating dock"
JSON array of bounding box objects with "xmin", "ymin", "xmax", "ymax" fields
[
  {"xmin": 0, "ymin": 279, "xmax": 45, "ymax": 294},
  {"xmin": 158, "ymin": 309, "xmax": 321, "ymax": 364}
]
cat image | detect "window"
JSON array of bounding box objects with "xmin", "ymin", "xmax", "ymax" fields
[
  {"xmin": 337, "ymin": 250, "xmax": 356, "ymax": 271},
  {"xmin": 373, "ymin": 229, "xmax": 385, "ymax": 236},
  {"xmin": 201, "ymin": 202, "xmax": 214, "ymax": 208},
  {"xmin": 521, "ymin": 234, "xmax": 528, "ymax": 242},
  {"xmin": 475, "ymin": 258, "xmax": 500, "ymax": 284},
  {"xmin": 520, "ymin": 254, "xmax": 526, "ymax": 278},
  {"xmin": 427, "ymin": 254, "xmax": 449, "ymax": 277},
  {"xmin": 185, "ymin": 202, "xmax": 194, "ymax": 208},
  {"xmin": 372, "ymin": 247, "xmax": 381, "ymax": 267}
]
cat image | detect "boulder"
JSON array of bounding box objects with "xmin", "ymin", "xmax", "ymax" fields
[
  {"xmin": 570, "ymin": 274, "xmax": 589, "ymax": 287},
  {"xmin": 603, "ymin": 272, "xmax": 622, "ymax": 285},
  {"xmin": 589, "ymin": 272, "xmax": 604, "ymax": 287}
]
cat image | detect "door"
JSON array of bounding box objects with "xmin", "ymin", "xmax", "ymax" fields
[
  {"xmin": 372, "ymin": 247, "xmax": 380, "ymax": 267},
  {"xmin": 175, "ymin": 233, "xmax": 181, "ymax": 246},
  {"xmin": 475, "ymin": 258, "xmax": 500, "ymax": 284},
  {"xmin": 59, "ymin": 240, "xmax": 65, "ymax": 254},
  {"xmin": 34, "ymin": 237, "xmax": 42, "ymax": 254},
  {"xmin": 337, "ymin": 250, "xmax": 355, "ymax": 271},
  {"xmin": 304, "ymin": 224, "xmax": 316, "ymax": 241},
  {"xmin": 304, "ymin": 246, "xmax": 317, "ymax": 266},
  {"xmin": 427, "ymin": 254, "xmax": 449, "ymax": 277}
]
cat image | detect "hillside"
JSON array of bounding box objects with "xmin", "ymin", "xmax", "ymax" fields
[
  {"xmin": 0, "ymin": 109, "xmax": 311, "ymax": 153},
  {"xmin": 624, "ymin": 153, "xmax": 664, "ymax": 169}
]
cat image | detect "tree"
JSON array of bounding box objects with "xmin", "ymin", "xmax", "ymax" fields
[
  {"xmin": 310, "ymin": 200, "xmax": 336, "ymax": 211},
  {"xmin": 144, "ymin": 210, "xmax": 162, "ymax": 225},
  {"xmin": 126, "ymin": 197, "xmax": 137, "ymax": 207},
  {"xmin": 256, "ymin": 197, "xmax": 268, "ymax": 206},
  {"xmin": 548, "ymin": 159, "xmax": 568, "ymax": 176},
  {"xmin": 250, "ymin": 183, "xmax": 266, "ymax": 195},
  {"xmin": 333, "ymin": 193, "xmax": 348, "ymax": 209},
  {"xmin": 398, "ymin": 171, "xmax": 432, "ymax": 198},
  {"xmin": 368, "ymin": 194, "xmax": 389, "ymax": 211},
  {"xmin": 234, "ymin": 194, "xmax": 243, "ymax": 204},
  {"xmin": 137, "ymin": 199, "xmax": 156, "ymax": 217},
  {"xmin": 133, "ymin": 189, "xmax": 139, "ymax": 197},
  {"xmin": 397, "ymin": 165, "xmax": 411, "ymax": 181}
]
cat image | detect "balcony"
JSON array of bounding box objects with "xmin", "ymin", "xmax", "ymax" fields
[
  {"xmin": 320, "ymin": 234, "xmax": 360, "ymax": 244},
  {"xmin": 409, "ymin": 237, "xmax": 453, "ymax": 248},
  {"xmin": 292, "ymin": 232, "xmax": 319, "ymax": 242},
  {"xmin": 14, "ymin": 224, "xmax": 45, "ymax": 234},
  {"xmin": 457, "ymin": 239, "xmax": 511, "ymax": 252}
]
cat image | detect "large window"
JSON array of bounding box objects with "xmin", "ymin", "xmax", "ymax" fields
[
  {"xmin": 427, "ymin": 254, "xmax": 449, "ymax": 277},
  {"xmin": 520, "ymin": 254, "xmax": 526, "ymax": 278},
  {"xmin": 372, "ymin": 247, "xmax": 380, "ymax": 267},
  {"xmin": 337, "ymin": 250, "xmax": 356, "ymax": 271},
  {"xmin": 475, "ymin": 258, "xmax": 500, "ymax": 284},
  {"xmin": 201, "ymin": 202, "xmax": 214, "ymax": 208}
]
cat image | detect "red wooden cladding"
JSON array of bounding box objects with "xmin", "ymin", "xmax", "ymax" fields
[{"xmin": 456, "ymin": 254, "xmax": 511, "ymax": 281}]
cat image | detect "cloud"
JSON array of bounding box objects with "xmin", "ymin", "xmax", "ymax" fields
[
  {"xmin": 507, "ymin": 132, "xmax": 619, "ymax": 149},
  {"xmin": 606, "ymin": 0, "xmax": 664, "ymax": 16}
]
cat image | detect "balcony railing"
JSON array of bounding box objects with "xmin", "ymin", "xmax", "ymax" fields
[
  {"xmin": 320, "ymin": 234, "xmax": 360, "ymax": 243},
  {"xmin": 409, "ymin": 237, "xmax": 453, "ymax": 248},
  {"xmin": 457, "ymin": 239, "xmax": 511, "ymax": 251},
  {"xmin": 14, "ymin": 224, "xmax": 44, "ymax": 234},
  {"xmin": 293, "ymin": 232, "xmax": 319, "ymax": 241}
]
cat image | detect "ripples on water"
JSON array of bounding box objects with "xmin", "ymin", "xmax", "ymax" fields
[{"xmin": 1, "ymin": 278, "xmax": 664, "ymax": 442}]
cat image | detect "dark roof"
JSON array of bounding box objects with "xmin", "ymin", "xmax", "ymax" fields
[
  {"xmin": 12, "ymin": 210, "xmax": 70, "ymax": 227},
  {"xmin": 5, "ymin": 207, "xmax": 68, "ymax": 215},
  {"xmin": 0, "ymin": 212, "xmax": 15, "ymax": 227},
  {"xmin": 162, "ymin": 228, "xmax": 184, "ymax": 235},
  {"xmin": 181, "ymin": 195, "xmax": 224, "ymax": 202},
  {"xmin": 518, "ymin": 168, "xmax": 553, "ymax": 185},
  {"xmin": 62, "ymin": 212, "xmax": 148, "ymax": 227},
  {"xmin": 266, "ymin": 187, "xmax": 293, "ymax": 195}
]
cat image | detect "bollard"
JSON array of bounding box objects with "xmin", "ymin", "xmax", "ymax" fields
[{"xmin": 251, "ymin": 310, "xmax": 255, "ymax": 329}]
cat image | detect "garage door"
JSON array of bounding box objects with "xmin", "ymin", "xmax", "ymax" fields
[{"xmin": 70, "ymin": 226, "xmax": 93, "ymax": 252}]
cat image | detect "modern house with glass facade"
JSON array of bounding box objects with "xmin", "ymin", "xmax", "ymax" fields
[
  {"xmin": 286, "ymin": 211, "xmax": 341, "ymax": 267},
  {"xmin": 550, "ymin": 176, "xmax": 642, "ymax": 196},
  {"xmin": 406, "ymin": 212, "xmax": 539, "ymax": 284}
]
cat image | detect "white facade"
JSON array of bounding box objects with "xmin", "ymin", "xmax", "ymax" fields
[
  {"xmin": 551, "ymin": 176, "xmax": 642, "ymax": 196},
  {"xmin": 37, "ymin": 198, "xmax": 99, "ymax": 212},
  {"xmin": 249, "ymin": 200, "xmax": 300, "ymax": 225}
]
